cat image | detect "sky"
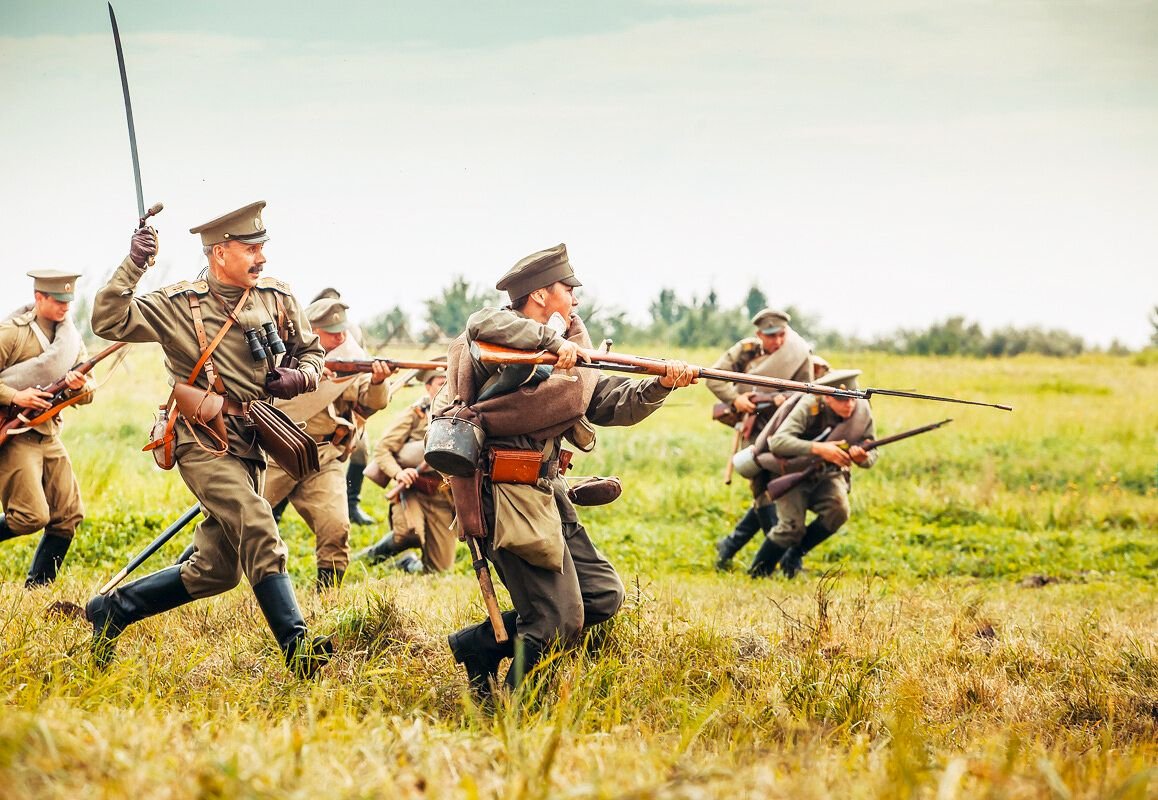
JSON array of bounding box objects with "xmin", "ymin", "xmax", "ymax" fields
[{"xmin": 2, "ymin": 0, "xmax": 1156, "ymax": 347}]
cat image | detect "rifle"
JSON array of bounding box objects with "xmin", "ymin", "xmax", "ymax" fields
[
  {"xmin": 472, "ymin": 342, "xmax": 1013, "ymax": 410},
  {"xmin": 0, "ymin": 341, "xmax": 129, "ymax": 448},
  {"xmin": 711, "ymin": 393, "xmax": 779, "ymax": 428},
  {"xmin": 762, "ymin": 418, "xmax": 952, "ymax": 502},
  {"xmin": 326, "ymin": 358, "xmax": 448, "ymax": 375}
]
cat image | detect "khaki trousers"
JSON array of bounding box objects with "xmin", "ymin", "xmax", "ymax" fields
[
  {"xmin": 769, "ymin": 472, "xmax": 851, "ymax": 548},
  {"xmin": 0, "ymin": 431, "xmax": 83, "ymax": 538},
  {"xmin": 263, "ymin": 446, "xmax": 350, "ymax": 571},
  {"xmin": 486, "ymin": 519, "xmax": 625, "ymax": 648},
  {"xmin": 176, "ymin": 444, "xmax": 288, "ymax": 599},
  {"xmin": 389, "ymin": 487, "xmax": 457, "ymax": 572}
]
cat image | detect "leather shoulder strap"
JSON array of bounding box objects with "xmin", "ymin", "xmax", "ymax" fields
[{"xmin": 184, "ymin": 289, "xmax": 249, "ymax": 391}]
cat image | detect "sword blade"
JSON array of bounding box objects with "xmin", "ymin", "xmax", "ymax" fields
[{"xmin": 108, "ymin": 2, "xmax": 145, "ymax": 219}]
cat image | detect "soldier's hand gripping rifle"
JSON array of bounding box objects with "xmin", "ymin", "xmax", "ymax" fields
[
  {"xmin": 0, "ymin": 341, "xmax": 130, "ymax": 449},
  {"xmin": 760, "ymin": 418, "xmax": 953, "ymax": 502},
  {"xmin": 326, "ymin": 358, "xmax": 448, "ymax": 375},
  {"xmin": 473, "ymin": 343, "xmax": 1013, "ymax": 410}
]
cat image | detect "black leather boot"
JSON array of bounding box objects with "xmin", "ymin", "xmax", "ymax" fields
[
  {"xmin": 799, "ymin": 518, "xmax": 836, "ymax": 555},
  {"xmin": 346, "ymin": 462, "xmax": 374, "ymax": 525},
  {"xmin": 715, "ymin": 507, "xmax": 761, "ymax": 570},
  {"xmin": 779, "ymin": 546, "xmax": 804, "ymax": 578},
  {"xmin": 174, "ymin": 541, "xmax": 195, "ymax": 565},
  {"xmin": 355, "ymin": 533, "xmax": 401, "ymax": 564},
  {"xmin": 0, "ymin": 514, "xmax": 26, "ymax": 543},
  {"xmin": 448, "ymin": 610, "xmax": 517, "ymax": 702},
  {"xmin": 754, "ymin": 503, "xmax": 778, "ymax": 533},
  {"xmin": 395, "ymin": 554, "xmax": 423, "ymax": 574},
  {"xmin": 748, "ymin": 538, "xmax": 788, "ymax": 577},
  {"xmin": 271, "ymin": 496, "xmax": 290, "ymax": 524},
  {"xmin": 316, "ymin": 567, "xmax": 344, "ymax": 591},
  {"xmin": 25, "ymin": 532, "xmax": 71, "ymax": 588},
  {"xmin": 252, "ymin": 573, "xmax": 333, "ymax": 679},
  {"xmin": 85, "ymin": 565, "xmax": 193, "ymax": 668},
  {"xmin": 504, "ymin": 635, "xmax": 546, "ymax": 692}
]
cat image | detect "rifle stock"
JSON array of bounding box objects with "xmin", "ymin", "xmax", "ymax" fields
[
  {"xmin": 0, "ymin": 341, "xmax": 129, "ymax": 448},
  {"xmin": 326, "ymin": 358, "xmax": 447, "ymax": 374},
  {"xmin": 473, "ymin": 342, "xmax": 1011, "ymax": 409}
]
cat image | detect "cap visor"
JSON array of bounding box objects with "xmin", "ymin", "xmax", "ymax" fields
[
  {"xmin": 562, "ymin": 275, "xmax": 582, "ymax": 287},
  {"xmin": 48, "ymin": 292, "xmax": 75, "ymax": 302},
  {"xmin": 759, "ymin": 325, "xmax": 784, "ymax": 335}
]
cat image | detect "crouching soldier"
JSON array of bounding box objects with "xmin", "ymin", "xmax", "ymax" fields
[{"xmin": 750, "ymin": 368, "xmax": 878, "ymax": 578}]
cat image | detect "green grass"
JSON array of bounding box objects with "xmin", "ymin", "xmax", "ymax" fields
[{"xmin": 0, "ymin": 346, "xmax": 1154, "ymax": 798}]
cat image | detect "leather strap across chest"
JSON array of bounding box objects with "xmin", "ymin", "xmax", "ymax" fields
[{"xmin": 186, "ymin": 290, "xmax": 250, "ymax": 393}]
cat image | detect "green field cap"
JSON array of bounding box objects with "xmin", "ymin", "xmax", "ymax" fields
[
  {"xmin": 311, "ymin": 287, "xmax": 341, "ymax": 303},
  {"xmin": 306, "ymin": 297, "xmax": 350, "ymax": 333},
  {"xmin": 27, "ymin": 269, "xmax": 81, "ymax": 301},
  {"xmin": 751, "ymin": 308, "xmax": 790, "ymax": 334},
  {"xmin": 496, "ymin": 243, "xmax": 582, "ymax": 298},
  {"xmin": 816, "ymin": 368, "xmax": 861, "ymax": 392},
  {"xmin": 190, "ymin": 201, "xmax": 269, "ymax": 246}
]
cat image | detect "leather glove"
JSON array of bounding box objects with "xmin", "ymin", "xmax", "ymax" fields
[
  {"xmin": 129, "ymin": 227, "xmax": 158, "ymax": 268},
  {"xmin": 265, "ymin": 368, "xmax": 314, "ymax": 400}
]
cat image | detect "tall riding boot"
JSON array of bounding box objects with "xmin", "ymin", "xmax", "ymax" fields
[
  {"xmin": 715, "ymin": 507, "xmax": 761, "ymax": 570},
  {"xmin": 448, "ymin": 610, "xmax": 517, "ymax": 701},
  {"xmin": 252, "ymin": 573, "xmax": 333, "ymax": 679},
  {"xmin": 316, "ymin": 567, "xmax": 345, "ymax": 591},
  {"xmin": 175, "ymin": 541, "xmax": 196, "ymax": 565},
  {"xmin": 754, "ymin": 503, "xmax": 778, "ymax": 533},
  {"xmin": 0, "ymin": 514, "xmax": 26, "ymax": 543},
  {"xmin": 271, "ymin": 496, "xmax": 290, "ymax": 524},
  {"xmin": 346, "ymin": 462, "xmax": 374, "ymax": 525},
  {"xmin": 504, "ymin": 635, "xmax": 546, "ymax": 692},
  {"xmin": 25, "ymin": 532, "xmax": 71, "ymax": 588},
  {"xmin": 748, "ymin": 537, "xmax": 788, "ymax": 578},
  {"xmin": 782, "ymin": 520, "xmax": 836, "ymax": 579},
  {"xmin": 355, "ymin": 532, "xmax": 401, "ymax": 565},
  {"xmin": 85, "ymin": 565, "xmax": 193, "ymax": 668}
]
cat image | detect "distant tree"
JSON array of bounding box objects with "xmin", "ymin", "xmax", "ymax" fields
[
  {"xmin": 362, "ymin": 305, "xmax": 410, "ymax": 344},
  {"xmin": 743, "ymin": 285, "xmax": 767, "ymax": 320},
  {"xmin": 1150, "ymin": 305, "xmax": 1158, "ymax": 347},
  {"xmin": 649, "ymin": 288, "xmax": 682, "ymax": 327},
  {"xmin": 423, "ymin": 276, "xmax": 500, "ymax": 342}
]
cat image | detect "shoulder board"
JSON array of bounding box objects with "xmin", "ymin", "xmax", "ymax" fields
[
  {"xmin": 808, "ymin": 397, "xmax": 822, "ymax": 415},
  {"xmin": 256, "ymin": 277, "xmax": 293, "ymax": 295},
  {"xmin": 739, "ymin": 338, "xmax": 763, "ymax": 355},
  {"xmin": 162, "ymin": 280, "xmax": 209, "ymax": 298},
  {"xmin": 7, "ymin": 309, "xmax": 37, "ymax": 327}
]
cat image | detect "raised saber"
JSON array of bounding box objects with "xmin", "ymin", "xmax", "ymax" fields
[{"xmin": 108, "ymin": 3, "xmax": 144, "ymax": 220}]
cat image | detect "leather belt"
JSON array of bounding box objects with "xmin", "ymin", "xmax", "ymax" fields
[
  {"xmin": 539, "ymin": 459, "xmax": 561, "ymax": 480},
  {"xmin": 223, "ymin": 398, "xmax": 249, "ymax": 417}
]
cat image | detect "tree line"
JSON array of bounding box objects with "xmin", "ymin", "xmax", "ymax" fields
[{"xmin": 363, "ymin": 278, "xmax": 1156, "ymax": 357}]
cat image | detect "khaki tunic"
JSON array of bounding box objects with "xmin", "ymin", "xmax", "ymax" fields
[
  {"xmin": 0, "ymin": 311, "xmax": 91, "ymax": 538},
  {"xmin": 92, "ymin": 256, "xmax": 323, "ymax": 596},
  {"xmin": 373, "ymin": 400, "xmax": 457, "ymax": 572},
  {"xmin": 264, "ymin": 372, "xmax": 389, "ymax": 571},
  {"xmin": 766, "ymin": 395, "xmax": 877, "ymax": 547},
  {"xmin": 451, "ymin": 307, "xmax": 673, "ymax": 648}
]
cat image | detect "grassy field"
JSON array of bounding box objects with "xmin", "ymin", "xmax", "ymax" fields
[{"xmin": 0, "ymin": 346, "xmax": 1154, "ymax": 799}]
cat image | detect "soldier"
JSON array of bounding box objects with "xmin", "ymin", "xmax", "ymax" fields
[
  {"xmin": 810, "ymin": 354, "xmax": 831, "ymax": 380},
  {"xmin": 263, "ymin": 297, "xmax": 392, "ymax": 590},
  {"xmin": 439, "ymin": 243, "xmax": 695, "ymax": 700},
  {"xmin": 0, "ymin": 270, "xmax": 93, "ymax": 587},
  {"xmin": 708, "ymin": 308, "xmax": 813, "ymax": 570},
  {"xmin": 357, "ymin": 364, "xmax": 455, "ymax": 573},
  {"xmin": 753, "ymin": 368, "xmax": 877, "ymax": 578},
  {"xmin": 86, "ymin": 201, "xmax": 333, "ymax": 677}
]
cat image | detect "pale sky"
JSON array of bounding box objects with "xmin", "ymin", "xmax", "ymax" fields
[{"xmin": 2, "ymin": 0, "xmax": 1156, "ymax": 346}]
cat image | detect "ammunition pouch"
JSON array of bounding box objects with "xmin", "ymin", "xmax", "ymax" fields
[{"xmin": 487, "ymin": 448, "xmax": 572, "ymax": 485}]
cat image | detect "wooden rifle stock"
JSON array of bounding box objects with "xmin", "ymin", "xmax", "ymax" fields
[
  {"xmin": 0, "ymin": 341, "xmax": 129, "ymax": 448},
  {"xmin": 326, "ymin": 358, "xmax": 447, "ymax": 375},
  {"xmin": 763, "ymin": 418, "xmax": 953, "ymax": 501},
  {"xmin": 474, "ymin": 342, "xmax": 1012, "ymax": 410}
]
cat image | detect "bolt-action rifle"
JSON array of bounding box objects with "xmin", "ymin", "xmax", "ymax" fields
[
  {"xmin": 472, "ymin": 342, "xmax": 1013, "ymax": 410},
  {"xmin": 761, "ymin": 418, "xmax": 953, "ymax": 502},
  {"xmin": 0, "ymin": 341, "xmax": 129, "ymax": 449},
  {"xmin": 326, "ymin": 358, "xmax": 448, "ymax": 375}
]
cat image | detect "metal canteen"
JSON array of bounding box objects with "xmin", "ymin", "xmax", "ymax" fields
[
  {"xmin": 424, "ymin": 415, "xmax": 485, "ymax": 477},
  {"xmin": 731, "ymin": 445, "xmax": 761, "ymax": 479}
]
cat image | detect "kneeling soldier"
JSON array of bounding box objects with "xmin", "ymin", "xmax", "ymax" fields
[
  {"xmin": 751, "ymin": 369, "xmax": 878, "ymax": 578},
  {"xmin": 87, "ymin": 202, "xmax": 333, "ymax": 677}
]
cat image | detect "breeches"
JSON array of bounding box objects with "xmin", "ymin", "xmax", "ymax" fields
[
  {"xmin": 770, "ymin": 474, "xmax": 850, "ymax": 547},
  {"xmin": 176, "ymin": 445, "xmax": 287, "ymax": 598},
  {"xmin": 390, "ymin": 488, "xmax": 457, "ymax": 572},
  {"xmin": 263, "ymin": 447, "xmax": 350, "ymax": 571},
  {"xmin": 0, "ymin": 431, "xmax": 83, "ymax": 537},
  {"xmin": 486, "ymin": 520, "xmax": 625, "ymax": 648}
]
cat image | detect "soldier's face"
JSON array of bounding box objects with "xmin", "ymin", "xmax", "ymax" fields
[
  {"xmin": 823, "ymin": 395, "xmax": 857, "ymax": 419},
  {"xmin": 425, "ymin": 375, "xmax": 446, "ymax": 398},
  {"xmin": 33, "ymin": 292, "xmax": 70, "ymax": 323},
  {"xmin": 757, "ymin": 330, "xmax": 786, "ymax": 353},
  {"xmin": 316, "ymin": 329, "xmax": 346, "ymax": 351},
  {"xmin": 210, "ymin": 241, "xmax": 266, "ymax": 288},
  {"xmin": 543, "ymin": 282, "xmax": 578, "ymax": 319}
]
